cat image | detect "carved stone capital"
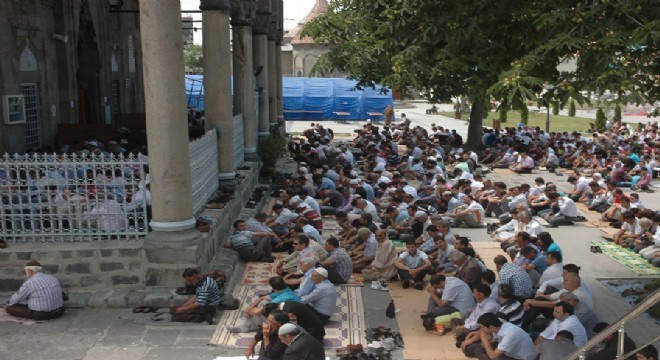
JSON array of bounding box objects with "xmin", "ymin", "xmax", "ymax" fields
[
  {"xmin": 229, "ymin": 0, "xmax": 257, "ymax": 26},
  {"xmin": 252, "ymin": 0, "xmax": 271, "ymax": 35},
  {"xmin": 200, "ymin": 0, "xmax": 231, "ymax": 12}
]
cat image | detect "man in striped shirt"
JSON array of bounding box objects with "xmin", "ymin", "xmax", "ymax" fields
[
  {"xmin": 171, "ymin": 268, "xmax": 221, "ymax": 324},
  {"xmin": 5, "ymin": 260, "xmax": 65, "ymax": 320}
]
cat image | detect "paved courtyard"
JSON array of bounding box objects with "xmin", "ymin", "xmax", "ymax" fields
[{"xmin": 1, "ymin": 103, "xmax": 658, "ymax": 360}]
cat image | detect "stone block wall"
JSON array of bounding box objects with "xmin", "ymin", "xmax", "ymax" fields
[{"xmin": 0, "ymin": 242, "xmax": 146, "ymax": 293}]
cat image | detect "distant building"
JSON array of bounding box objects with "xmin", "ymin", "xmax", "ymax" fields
[
  {"xmin": 282, "ymin": 0, "xmax": 345, "ymax": 78},
  {"xmin": 182, "ymin": 16, "xmax": 194, "ymax": 47},
  {"xmin": 0, "ymin": 0, "xmax": 144, "ymax": 154}
]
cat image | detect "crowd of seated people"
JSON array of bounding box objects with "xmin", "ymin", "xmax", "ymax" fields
[
  {"xmin": 223, "ymin": 119, "xmax": 659, "ymax": 359},
  {"xmin": 0, "ymin": 136, "xmax": 151, "ymax": 244}
]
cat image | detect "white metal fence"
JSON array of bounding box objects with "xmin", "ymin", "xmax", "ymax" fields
[
  {"xmin": 0, "ymin": 153, "xmax": 149, "ymax": 242},
  {"xmin": 0, "ymin": 130, "xmax": 219, "ymax": 243},
  {"xmin": 189, "ymin": 129, "xmax": 219, "ymax": 216}
]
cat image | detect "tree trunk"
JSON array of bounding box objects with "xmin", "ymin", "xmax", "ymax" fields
[{"xmin": 465, "ymin": 100, "xmax": 485, "ymax": 149}]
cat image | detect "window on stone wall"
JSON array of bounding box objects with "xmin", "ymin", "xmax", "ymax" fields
[
  {"xmin": 128, "ymin": 35, "xmax": 136, "ymax": 73},
  {"xmin": 20, "ymin": 83, "xmax": 42, "ymax": 150}
]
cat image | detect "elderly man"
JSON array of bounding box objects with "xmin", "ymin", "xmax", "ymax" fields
[
  {"xmin": 450, "ymin": 251, "xmax": 484, "ymax": 290},
  {"xmin": 492, "ymin": 210, "xmax": 543, "ymax": 246},
  {"xmin": 363, "ymin": 229, "xmax": 398, "ymax": 290},
  {"xmin": 300, "ymin": 268, "xmax": 337, "ymax": 324},
  {"xmin": 171, "ymin": 268, "xmax": 221, "ymax": 324},
  {"xmin": 4, "ymin": 260, "xmax": 65, "ymax": 320},
  {"xmin": 395, "ymin": 240, "xmax": 432, "ymax": 290},
  {"xmin": 278, "ymin": 323, "xmax": 326, "ymax": 360}
]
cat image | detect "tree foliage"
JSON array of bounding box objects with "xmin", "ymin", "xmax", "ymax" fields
[
  {"xmin": 614, "ymin": 102, "xmax": 623, "ymax": 122},
  {"xmin": 184, "ymin": 44, "xmax": 203, "ymax": 74},
  {"xmin": 596, "ymin": 108, "xmax": 607, "ymax": 130},
  {"xmin": 569, "ymin": 99, "xmax": 577, "ymax": 117},
  {"xmin": 303, "ymin": 0, "xmax": 660, "ymax": 147}
]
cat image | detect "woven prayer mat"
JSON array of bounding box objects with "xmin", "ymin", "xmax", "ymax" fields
[
  {"xmin": 241, "ymin": 253, "xmax": 362, "ymax": 286},
  {"xmin": 590, "ymin": 241, "xmax": 660, "ymax": 276},
  {"xmin": 209, "ymin": 284, "xmax": 366, "ymax": 348}
]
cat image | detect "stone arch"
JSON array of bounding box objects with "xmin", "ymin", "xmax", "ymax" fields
[
  {"xmin": 294, "ymin": 54, "xmax": 304, "ymax": 77},
  {"xmin": 19, "ymin": 43, "xmax": 38, "ymax": 72},
  {"xmin": 303, "ymin": 54, "xmax": 317, "ymax": 77}
]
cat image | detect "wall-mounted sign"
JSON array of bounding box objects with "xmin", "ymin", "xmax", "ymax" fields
[{"xmin": 3, "ymin": 95, "xmax": 26, "ymax": 125}]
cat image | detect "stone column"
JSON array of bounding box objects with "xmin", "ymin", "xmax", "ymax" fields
[
  {"xmin": 139, "ymin": 0, "xmax": 195, "ymax": 232},
  {"xmin": 267, "ymin": 0, "xmax": 278, "ymax": 130},
  {"xmin": 253, "ymin": 0, "xmax": 271, "ymax": 137},
  {"xmin": 201, "ymin": 0, "xmax": 235, "ymax": 183},
  {"xmin": 276, "ymin": 0, "xmax": 285, "ymax": 136},
  {"xmin": 230, "ymin": 0, "xmax": 259, "ymax": 160}
]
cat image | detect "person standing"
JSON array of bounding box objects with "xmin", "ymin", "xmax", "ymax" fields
[{"xmin": 4, "ymin": 260, "xmax": 65, "ymax": 320}]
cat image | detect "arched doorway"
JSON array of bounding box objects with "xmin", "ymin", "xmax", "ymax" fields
[{"xmin": 76, "ymin": 0, "xmax": 101, "ymax": 124}]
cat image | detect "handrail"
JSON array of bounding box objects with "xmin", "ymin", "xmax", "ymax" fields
[{"xmin": 567, "ymin": 288, "xmax": 660, "ymax": 359}]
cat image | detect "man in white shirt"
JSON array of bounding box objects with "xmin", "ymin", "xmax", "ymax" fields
[
  {"xmin": 395, "ymin": 240, "xmax": 432, "ymax": 289},
  {"xmin": 449, "ymin": 195, "xmax": 484, "ymax": 228},
  {"xmin": 539, "ymin": 251, "xmax": 563, "ymax": 286},
  {"xmin": 546, "ymin": 193, "xmax": 578, "ymax": 227},
  {"xmin": 536, "ymin": 301, "xmax": 588, "ymax": 347}
]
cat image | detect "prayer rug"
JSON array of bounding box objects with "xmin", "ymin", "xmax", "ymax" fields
[
  {"xmin": 590, "ymin": 241, "xmax": 660, "ymax": 276},
  {"xmin": 0, "ymin": 308, "xmax": 45, "ymax": 325},
  {"xmin": 209, "ymin": 284, "xmax": 366, "ymax": 348},
  {"xmin": 240, "ymin": 253, "xmax": 362, "ymax": 286}
]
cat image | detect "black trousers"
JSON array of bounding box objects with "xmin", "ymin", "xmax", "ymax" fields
[{"xmin": 5, "ymin": 304, "xmax": 65, "ymax": 321}]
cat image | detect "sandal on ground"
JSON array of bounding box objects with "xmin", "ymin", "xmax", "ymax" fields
[{"xmin": 0, "ymin": 240, "xmax": 7, "ymax": 249}]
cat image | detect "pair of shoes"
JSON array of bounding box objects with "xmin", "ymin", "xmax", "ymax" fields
[
  {"xmin": 133, "ymin": 306, "xmax": 158, "ymax": 313},
  {"xmin": 205, "ymin": 202, "xmax": 224, "ymax": 209},
  {"xmin": 413, "ymin": 281, "xmax": 425, "ymax": 290},
  {"xmin": 0, "ymin": 239, "xmax": 6, "ymax": 249},
  {"xmin": 590, "ymin": 245, "xmax": 602, "ymax": 253},
  {"xmin": 419, "ymin": 313, "xmax": 434, "ymax": 319},
  {"xmin": 402, "ymin": 280, "xmax": 413, "ymax": 289},
  {"xmin": 370, "ymin": 281, "xmax": 389, "ymax": 291}
]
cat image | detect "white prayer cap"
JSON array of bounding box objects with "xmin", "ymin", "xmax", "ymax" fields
[{"xmin": 314, "ymin": 267, "xmax": 328, "ymax": 278}]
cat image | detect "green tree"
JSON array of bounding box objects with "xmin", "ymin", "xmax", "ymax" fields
[
  {"xmin": 552, "ymin": 100, "xmax": 560, "ymax": 116},
  {"xmin": 184, "ymin": 44, "xmax": 203, "ymax": 74},
  {"xmin": 520, "ymin": 105, "xmax": 529, "ymax": 124},
  {"xmin": 614, "ymin": 102, "xmax": 623, "ymax": 122},
  {"xmin": 304, "ymin": 0, "xmax": 659, "ymax": 147},
  {"xmin": 569, "ymin": 99, "xmax": 576, "ymax": 117},
  {"xmin": 499, "ymin": 101, "xmax": 508, "ymax": 123},
  {"xmin": 595, "ymin": 108, "xmax": 607, "ymax": 130}
]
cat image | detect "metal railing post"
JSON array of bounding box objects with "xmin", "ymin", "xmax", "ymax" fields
[{"xmin": 616, "ymin": 323, "xmax": 625, "ymax": 360}]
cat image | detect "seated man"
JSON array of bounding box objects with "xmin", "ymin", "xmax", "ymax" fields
[
  {"xmin": 466, "ymin": 313, "xmax": 537, "ymax": 360},
  {"xmin": 319, "ymin": 237, "xmax": 353, "ymax": 285},
  {"xmin": 172, "ymin": 268, "xmax": 221, "ymax": 324},
  {"xmin": 300, "ymin": 268, "xmax": 337, "ymax": 324},
  {"xmin": 494, "ymin": 255, "xmax": 534, "ymax": 303},
  {"xmin": 281, "ymin": 301, "xmax": 326, "ymax": 342},
  {"xmin": 511, "ymin": 152, "xmax": 535, "ymax": 174},
  {"xmin": 278, "ymin": 323, "xmax": 326, "ymax": 360},
  {"xmin": 422, "ymin": 274, "xmax": 475, "ymax": 319},
  {"xmin": 535, "ymin": 301, "xmax": 588, "ymax": 347},
  {"xmin": 363, "ymin": 229, "xmax": 398, "ymax": 289},
  {"xmin": 228, "ymin": 219, "xmax": 275, "ymax": 263},
  {"xmin": 350, "ymin": 227, "xmax": 378, "ymax": 273},
  {"xmin": 4, "ymin": 260, "xmax": 65, "ymax": 320},
  {"xmin": 244, "ymin": 307, "xmax": 290, "ymax": 360},
  {"xmin": 613, "ymin": 211, "xmax": 644, "ymax": 246},
  {"xmin": 496, "ymin": 284, "xmax": 524, "ymax": 327},
  {"xmin": 536, "ymin": 330, "xmax": 579, "ymax": 360},
  {"xmin": 545, "ymin": 192, "xmax": 578, "ymax": 227},
  {"xmin": 395, "ymin": 240, "xmax": 432, "ymax": 290},
  {"xmin": 448, "ymin": 195, "xmax": 485, "ymax": 228},
  {"xmin": 450, "ymin": 250, "xmax": 485, "ymax": 290},
  {"xmin": 453, "ymin": 284, "xmax": 500, "ymax": 349}
]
